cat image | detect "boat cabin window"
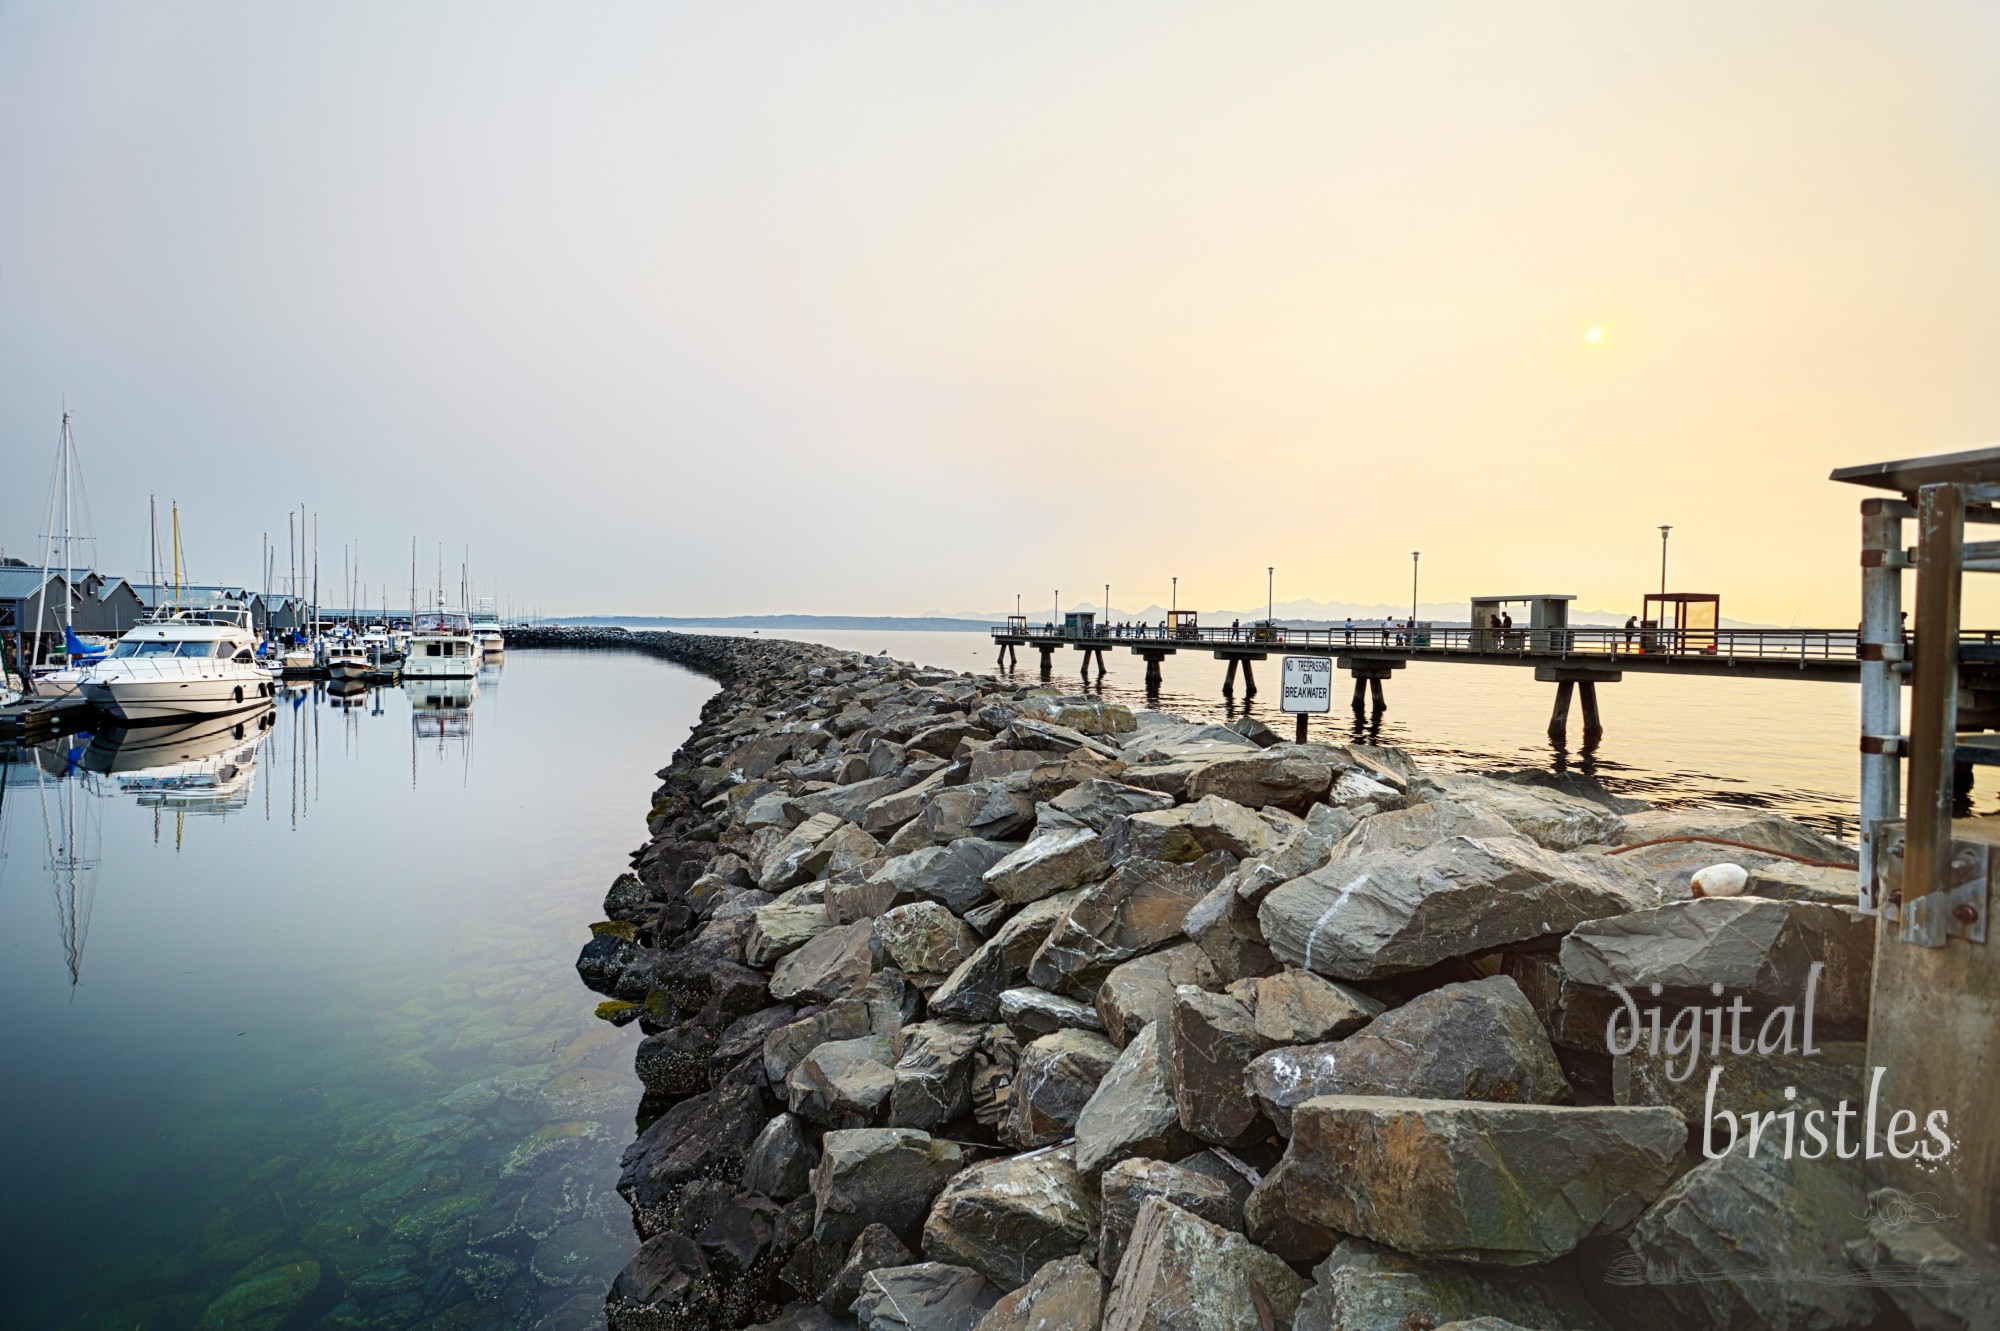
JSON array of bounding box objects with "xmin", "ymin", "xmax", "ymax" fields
[
  {"xmin": 234, "ymin": 649, "xmax": 255, "ymax": 663},
  {"xmin": 427, "ymin": 643, "xmax": 442, "ymax": 656},
  {"xmin": 108, "ymin": 640, "xmax": 186, "ymax": 658}
]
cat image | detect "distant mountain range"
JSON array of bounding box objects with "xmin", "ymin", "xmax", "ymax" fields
[{"xmin": 564, "ymin": 598, "xmax": 1780, "ymax": 631}]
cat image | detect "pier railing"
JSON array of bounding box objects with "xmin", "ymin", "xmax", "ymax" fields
[{"xmin": 992, "ymin": 622, "xmax": 1874, "ymax": 663}]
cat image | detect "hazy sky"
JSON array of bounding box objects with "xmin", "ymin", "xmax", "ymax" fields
[{"xmin": 3, "ymin": 2, "xmax": 1998, "ymax": 623}]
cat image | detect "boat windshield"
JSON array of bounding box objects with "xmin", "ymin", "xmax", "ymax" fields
[
  {"xmin": 108, "ymin": 639, "xmax": 239, "ymax": 659},
  {"xmin": 414, "ymin": 612, "xmax": 472, "ymax": 634}
]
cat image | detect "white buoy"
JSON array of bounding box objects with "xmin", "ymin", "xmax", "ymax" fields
[{"xmin": 1691, "ymin": 863, "xmax": 1749, "ymax": 898}]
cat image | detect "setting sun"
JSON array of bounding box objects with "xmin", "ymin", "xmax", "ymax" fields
[{"xmin": 1584, "ymin": 326, "xmax": 1605, "ymax": 345}]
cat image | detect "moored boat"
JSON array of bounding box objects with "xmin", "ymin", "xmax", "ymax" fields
[
  {"xmin": 77, "ymin": 608, "xmax": 278, "ymax": 724},
  {"xmin": 403, "ymin": 609, "xmax": 480, "ymax": 680}
]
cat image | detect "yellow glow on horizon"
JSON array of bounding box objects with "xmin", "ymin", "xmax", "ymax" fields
[{"xmin": 1584, "ymin": 326, "xmax": 1605, "ymax": 345}]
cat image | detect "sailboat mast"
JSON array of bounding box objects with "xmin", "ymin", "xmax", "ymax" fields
[
  {"xmin": 61, "ymin": 412, "xmax": 73, "ymax": 633},
  {"xmin": 149, "ymin": 496, "xmax": 158, "ymax": 615},
  {"xmin": 171, "ymin": 502, "xmax": 182, "ymax": 608}
]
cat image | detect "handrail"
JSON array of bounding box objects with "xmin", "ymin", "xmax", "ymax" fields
[{"xmin": 988, "ymin": 621, "xmax": 1897, "ymax": 662}]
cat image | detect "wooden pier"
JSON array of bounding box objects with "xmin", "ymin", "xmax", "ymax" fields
[{"xmin": 992, "ymin": 614, "xmax": 1907, "ymax": 743}]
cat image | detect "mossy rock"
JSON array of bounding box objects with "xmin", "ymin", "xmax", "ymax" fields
[
  {"xmin": 594, "ymin": 1000, "xmax": 641, "ymax": 1026},
  {"xmin": 589, "ymin": 920, "xmax": 639, "ymax": 941},
  {"xmin": 197, "ymin": 1260, "xmax": 321, "ymax": 1331}
]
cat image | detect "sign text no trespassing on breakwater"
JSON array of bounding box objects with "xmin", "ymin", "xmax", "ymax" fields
[{"xmin": 1281, "ymin": 655, "xmax": 1332, "ymax": 713}]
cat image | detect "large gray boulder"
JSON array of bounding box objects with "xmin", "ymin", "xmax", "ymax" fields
[
  {"xmin": 1241, "ymin": 968, "xmax": 1383, "ymax": 1044},
  {"xmin": 1038, "ymin": 779, "xmax": 1176, "ymax": 836},
  {"xmin": 788, "ymin": 1036, "xmax": 898, "ymax": 1126},
  {"xmin": 1559, "ymin": 897, "xmax": 1875, "ymax": 1026},
  {"xmin": 1330, "ymin": 799, "xmax": 1515, "ymax": 860},
  {"xmin": 1164, "ymin": 985, "xmax": 1277, "ymax": 1147},
  {"xmin": 812, "ymin": 1128, "xmax": 968, "ymax": 1250},
  {"xmin": 765, "ymin": 998, "xmax": 874, "ymax": 1083},
  {"xmin": 1183, "ymin": 746, "xmax": 1338, "ymax": 814},
  {"xmin": 1029, "ymin": 853, "xmax": 1233, "ymax": 998},
  {"xmin": 1101, "ymin": 1197, "xmax": 1308, "ymax": 1331},
  {"xmin": 1293, "ymin": 1239, "xmax": 1611, "ymax": 1331},
  {"xmin": 1617, "ymin": 1149, "xmax": 1876, "ymax": 1331},
  {"xmin": 762, "ymin": 812, "xmax": 850, "ymax": 889},
  {"xmin": 871, "ymin": 839, "xmax": 1014, "ymax": 915},
  {"xmin": 982, "ymin": 829, "xmax": 1112, "ymax": 905},
  {"xmin": 742, "ymin": 1112, "xmax": 818, "ymax": 1201},
  {"xmin": 1112, "ymin": 795, "xmax": 1284, "ymax": 865},
  {"xmin": 1016, "ymin": 695, "xmax": 1139, "ymax": 736},
  {"xmin": 889, "ymin": 1021, "xmax": 992, "ymax": 1130},
  {"xmin": 1181, "ymin": 875, "xmax": 1278, "ymax": 983},
  {"xmin": 875, "ymin": 901, "xmax": 983, "ymax": 977},
  {"xmin": 922, "ymin": 1147, "xmax": 1099, "ymax": 1290},
  {"xmin": 1001, "ymin": 1028, "xmax": 1121, "ymax": 1149},
  {"xmin": 1614, "ymin": 808, "xmax": 1857, "ymax": 866},
  {"xmin": 1614, "ymin": 1037, "xmax": 1866, "ymax": 1122},
  {"xmin": 853, "ymin": 1262, "xmax": 1002, "ymax": 1331},
  {"xmin": 1098, "ymin": 1157, "xmax": 1245, "ymax": 1276},
  {"xmin": 822, "ymin": 1224, "xmax": 916, "ymax": 1316},
  {"xmin": 1073, "ymin": 1021, "xmax": 1199, "ymax": 1180},
  {"xmin": 1260, "ymin": 835, "xmax": 1660, "ymax": 980},
  {"xmin": 1096, "ymin": 944, "xmax": 1219, "ymax": 1047},
  {"xmin": 928, "ymin": 890, "xmax": 1083, "ymax": 1022},
  {"xmin": 1429, "ymin": 774, "xmax": 1626, "ymax": 850},
  {"xmin": 972, "ymin": 1255, "xmax": 1106, "ymax": 1331},
  {"xmin": 868, "ymin": 839, "xmax": 1016, "ymax": 911},
  {"xmin": 1244, "ymin": 976, "xmax": 1571, "ymax": 1134},
  {"xmin": 770, "ymin": 920, "xmax": 880, "ymax": 1002},
  {"xmin": 998, "ymin": 986, "xmax": 1104, "ymax": 1036},
  {"xmin": 747, "ymin": 886, "xmax": 838, "ymax": 966},
  {"xmin": 1273, "ymin": 1097, "xmax": 1686, "ymax": 1263}
]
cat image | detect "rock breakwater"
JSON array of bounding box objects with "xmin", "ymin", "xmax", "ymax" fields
[{"xmin": 524, "ymin": 625, "xmax": 1902, "ymax": 1331}]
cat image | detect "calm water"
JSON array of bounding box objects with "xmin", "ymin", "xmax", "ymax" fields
[
  {"xmin": 671, "ymin": 626, "xmax": 1903, "ymax": 831},
  {"xmin": 0, "ymin": 650, "xmax": 714, "ymax": 1330}
]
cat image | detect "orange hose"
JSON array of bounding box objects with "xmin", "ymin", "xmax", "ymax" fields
[{"xmin": 1604, "ymin": 834, "xmax": 1853, "ymax": 871}]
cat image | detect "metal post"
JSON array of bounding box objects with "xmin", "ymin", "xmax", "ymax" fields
[
  {"xmin": 1267, "ymin": 567, "xmax": 1274, "ymax": 624},
  {"xmin": 1171, "ymin": 577, "xmax": 1177, "ymax": 613},
  {"xmin": 1858, "ymin": 498, "xmax": 1908, "ymax": 912},
  {"xmin": 1902, "ymin": 483, "xmax": 1962, "ymax": 947},
  {"xmin": 1411, "ymin": 552, "xmax": 1420, "ymax": 622},
  {"xmin": 1659, "ymin": 525, "xmax": 1672, "ymax": 594},
  {"xmin": 1295, "ymin": 712, "xmax": 1308, "ymax": 744}
]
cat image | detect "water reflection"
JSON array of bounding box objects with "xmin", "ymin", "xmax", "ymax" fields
[{"xmin": 0, "ymin": 651, "xmax": 710, "ymax": 1331}]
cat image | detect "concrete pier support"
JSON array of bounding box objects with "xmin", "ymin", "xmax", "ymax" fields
[
  {"xmin": 1222, "ymin": 658, "xmax": 1238, "ymax": 695},
  {"xmin": 1036, "ymin": 644, "xmax": 1055, "ymax": 676},
  {"xmin": 1241, "ymin": 659, "xmax": 1257, "ymax": 699},
  {"xmin": 1536, "ymin": 664, "xmax": 1619, "ymax": 742},
  {"xmin": 1141, "ymin": 650, "xmax": 1166, "ymax": 689},
  {"xmin": 1337, "ymin": 654, "xmax": 1405, "ymax": 713}
]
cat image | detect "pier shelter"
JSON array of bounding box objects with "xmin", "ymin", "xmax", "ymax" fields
[
  {"xmin": 1468, "ymin": 594, "xmax": 1574, "ymax": 652},
  {"xmin": 1832, "ymin": 445, "xmax": 2000, "ymax": 1298},
  {"xmin": 1640, "ymin": 591, "xmax": 1719, "ymax": 654}
]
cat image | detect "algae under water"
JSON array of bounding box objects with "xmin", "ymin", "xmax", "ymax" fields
[{"xmin": 0, "ymin": 650, "xmax": 713, "ymax": 1330}]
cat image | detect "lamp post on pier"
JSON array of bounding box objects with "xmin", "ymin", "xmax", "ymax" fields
[
  {"xmin": 1267, "ymin": 567, "xmax": 1274, "ymax": 625},
  {"xmin": 1659, "ymin": 526, "xmax": 1672, "ymax": 594},
  {"xmin": 1411, "ymin": 551, "xmax": 1421, "ymax": 622}
]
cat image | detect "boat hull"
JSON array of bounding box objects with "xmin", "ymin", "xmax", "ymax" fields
[
  {"xmin": 402, "ymin": 658, "xmax": 479, "ymax": 679},
  {"xmin": 80, "ymin": 672, "xmax": 277, "ymax": 724}
]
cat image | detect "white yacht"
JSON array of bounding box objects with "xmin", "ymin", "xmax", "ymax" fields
[
  {"xmin": 469, "ymin": 601, "xmax": 505, "ymax": 656},
  {"xmin": 78, "ymin": 608, "xmax": 276, "ymax": 723},
  {"xmin": 403, "ymin": 609, "xmax": 480, "ymax": 679}
]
